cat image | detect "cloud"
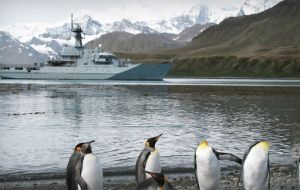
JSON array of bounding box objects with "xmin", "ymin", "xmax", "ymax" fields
[{"xmin": 0, "ymin": 0, "xmax": 244, "ymax": 25}]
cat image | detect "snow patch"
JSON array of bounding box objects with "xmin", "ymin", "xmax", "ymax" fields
[
  {"xmin": 31, "ymin": 44, "xmax": 55, "ymax": 54},
  {"xmin": 239, "ymin": 0, "xmax": 283, "ymax": 15},
  {"xmin": 18, "ymin": 47, "xmax": 22, "ymax": 54}
]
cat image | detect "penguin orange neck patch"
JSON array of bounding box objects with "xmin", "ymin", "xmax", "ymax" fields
[
  {"xmin": 145, "ymin": 141, "xmax": 150, "ymax": 147},
  {"xmin": 76, "ymin": 147, "xmax": 81, "ymax": 152},
  {"xmin": 257, "ymin": 141, "xmax": 270, "ymax": 150},
  {"xmin": 198, "ymin": 140, "xmax": 209, "ymax": 149}
]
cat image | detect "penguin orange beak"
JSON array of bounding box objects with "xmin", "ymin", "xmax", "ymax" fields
[{"xmin": 155, "ymin": 134, "xmax": 163, "ymax": 141}]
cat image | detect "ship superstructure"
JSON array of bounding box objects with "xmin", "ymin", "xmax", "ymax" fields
[{"xmin": 0, "ymin": 15, "xmax": 171, "ymax": 80}]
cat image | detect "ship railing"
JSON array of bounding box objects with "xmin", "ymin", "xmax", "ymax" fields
[
  {"xmin": 26, "ymin": 67, "xmax": 40, "ymax": 72},
  {"xmin": 118, "ymin": 59, "xmax": 131, "ymax": 67},
  {"xmin": 0, "ymin": 67, "xmax": 10, "ymax": 70}
]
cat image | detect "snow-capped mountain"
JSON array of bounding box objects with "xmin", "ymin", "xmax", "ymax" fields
[
  {"xmin": 0, "ymin": 0, "xmax": 283, "ymax": 61},
  {"xmin": 39, "ymin": 15, "xmax": 103, "ymax": 40},
  {"xmin": 108, "ymin": 19, "xmax": 157, "ymax": 34},
  {"xmin": 0, "ymin": 32, "xmax": 48, "ymax": 65},
  {"xmin": 239, "ymin": 0, "xmax": 283, "ymax": 15},
  {"xmin": 26, "ymin": 37, "xmax": 61, "ymax": 57},
  {"xmin": 147, "ymin": 4, "xmax": 240, "ymax": 34}
]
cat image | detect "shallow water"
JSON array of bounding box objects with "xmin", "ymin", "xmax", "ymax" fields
[{"xmin": 0, "ymin": 79, "xmax": 299, "ymax": 178}]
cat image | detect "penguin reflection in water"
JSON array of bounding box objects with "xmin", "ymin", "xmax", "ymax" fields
[
  {"xmin": 135, "ymin": 134, "xmax": 163, "ymax": 184},
  {"xmin": 238, "ymin": 141, "xmax": 271, "ymax": 190},
  {"xmin": 194, "ymin": 140, "xmax": 242, "ymax": 190},
  {"xmin": 136, "ymin": 171, "xmax": 174, "ymax": 190},
  {"xmin": 66, "ymin": 140, "xmax": 103, "ymax": 190}
]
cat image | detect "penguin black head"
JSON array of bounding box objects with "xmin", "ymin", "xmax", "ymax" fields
[
  {"xmin": 74, "ymin": 143, "xmax": 84, "ymax": 152},
  {"xmin": 74, "ymin": 140, "xmax": 95, "ymax": 153},
  {"xmin": 145, "ymin": 134, "xmax": 163, "ymax": 149},
  {"xmin": 145, "ymin": 171, "xmax": 166, "ymax": 187}
]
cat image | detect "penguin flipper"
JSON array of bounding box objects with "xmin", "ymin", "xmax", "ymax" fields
[
  {"xmin": 66, "ymin": 153, "xmax": 76, "ymax": 190},
  {"xmin": 237, "ymin": 150, "xmax": 249, "ymax": 187},
  {"xmin": 77, "ymin": 176, "xmax": 88, "ymax": 190},
  {"xmin": 213, "ymin": 149, "xmax": 242, "ymax": 165},
  {"xmin": 194, "ymin": 151, "xmax": 200, "ymax": 190},
  {"xmin": 135, "ymin": 149, "xmax": 151, "ymax": 184}
]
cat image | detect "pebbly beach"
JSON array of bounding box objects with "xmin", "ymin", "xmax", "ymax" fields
[{"xmin": 0, "ymin": 165, "xmax": 298, "ymax": 190}]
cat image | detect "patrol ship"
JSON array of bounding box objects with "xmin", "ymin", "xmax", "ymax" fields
[{"xmin": 0, "ymin": 15, "xmax": 171, "ymax": 81}]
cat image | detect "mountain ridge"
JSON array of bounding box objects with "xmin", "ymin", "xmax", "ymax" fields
[
  {"xmin": 0, "ymin": 0, "xmax": 285, "ymax": 65},
  {"xmin": 0, "ymin": 32, "xmax": 48, "ymax": 66},
  {"xmin": 117, "ymin": 0, "xmax": 300, "ymax": 77}
]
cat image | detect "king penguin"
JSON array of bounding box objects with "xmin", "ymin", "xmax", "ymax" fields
[
  {"xmin": 67, "ymin": 141, "xmax": 94, "ymax": 190},
  {"xmin": 135, "ymin": 134, "xmax": 163, "ymax": 184},
  {"xmin": 66, "ymin": 140, "xmax": 103, "ymax": 190},
  {"xmin": 78, "ymin": 141, "xmax": 103, "ymax": 190},
  {"xmin": 238, "ymin": 141, "xmax": 271, "ymax": 190},
  {"xmin": 194, "ymin": 140, "xmax": 242, "ymax": 190},
  {"xmin": 135, "ymin": 171, "xmax": 174, "ymax": 190}
]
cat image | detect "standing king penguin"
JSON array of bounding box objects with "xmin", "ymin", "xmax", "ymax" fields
[
  {"xmin": 194, "ymin": 140, "xmax": 242, "ymax": 190},
  {"xmin": 66, "ymin": 140, "xmax": 103, "ymax": 190},
  {"xmin": 78, "ymin": 141, "xmax": 103, "ymax": 190},
  {"xmin": 238, "ymin": 141, "xmax": 271, "ymax": 190},
  {"xmin": 67, "ymin": 141, "xmax": 93, "ymax": 190},
  {"xmin": 135, "ymin": 171, "xmax": 174, "ymax": 190},
  {"xmin": 135, "ymin": 134, "xmax": 163, "ymax": 184}
]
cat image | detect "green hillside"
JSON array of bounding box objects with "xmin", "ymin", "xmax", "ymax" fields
[{"xmin": 117, "ymin": 0, "xmax": 300, "ymax": 77}]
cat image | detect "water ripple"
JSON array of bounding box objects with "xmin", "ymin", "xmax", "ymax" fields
[{"xmin": 0, "ymin": 84, "xmax": 299, "ymax": 175}]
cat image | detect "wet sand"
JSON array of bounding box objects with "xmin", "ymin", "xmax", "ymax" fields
[{"xmin": 0, "ymin": 166, "xmax": 298, "ymax": 190}]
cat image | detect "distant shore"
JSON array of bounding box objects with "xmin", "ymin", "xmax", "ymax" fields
[
  {"xmin": 1, "ymin": 80, "xmax": 300, "ymax": 95},
  {"xmin": 0, "ymin": 165, "xmax": 298, "ymax": 190}
]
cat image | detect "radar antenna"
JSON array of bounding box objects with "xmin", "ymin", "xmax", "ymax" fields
[
  {"xmin": 70, "ymin": 14, "xmax": 83, "ymax": 48},
  {"xmin": 71, "ymin": 14, "xmax": 74, "ymax": 31}
]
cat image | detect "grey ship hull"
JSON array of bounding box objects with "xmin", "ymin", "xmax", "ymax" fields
[{"xmin": 0, "ymin": 63, "xmax": 171, "ymax": 81}]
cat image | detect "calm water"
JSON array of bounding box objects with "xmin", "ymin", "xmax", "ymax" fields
[{"xmin": 0, "ymin": 79, "xmax": 300, "ymax": 178}]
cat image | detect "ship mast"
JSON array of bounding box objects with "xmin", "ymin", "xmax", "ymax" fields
[{"xmin": 71, "ymin": 14, "xmax": 83, "ymax": 48}]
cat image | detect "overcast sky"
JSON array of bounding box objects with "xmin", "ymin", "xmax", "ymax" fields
[{"xmin": 0, "ymin": 0, "xmax": 242, "ymax": 26}]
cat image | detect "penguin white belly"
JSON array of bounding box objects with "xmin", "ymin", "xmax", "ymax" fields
[
  {"xmin": 243, "ymin": 152, "xmax": 268, "ymax": 190},
  {"xmin": 196, "ymin": 153, "xmax": 220, "ymax": 190},
  {"xmin": 78, "ymin": 154, "xmax": 103, "ymax": 190},
  {"xmin": 145, "ymin": 150, "xmax": 161, "ymax": 179}
]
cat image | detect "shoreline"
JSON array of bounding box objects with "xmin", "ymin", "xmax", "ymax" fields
[{"xmin": 0, "ymin": 165, "xmax": 298, "ymax": 190}]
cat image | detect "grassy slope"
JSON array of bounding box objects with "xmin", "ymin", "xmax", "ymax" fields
[{"xmin": 116, "ymin": 0, "xmax": 300, "ymax": 77}]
